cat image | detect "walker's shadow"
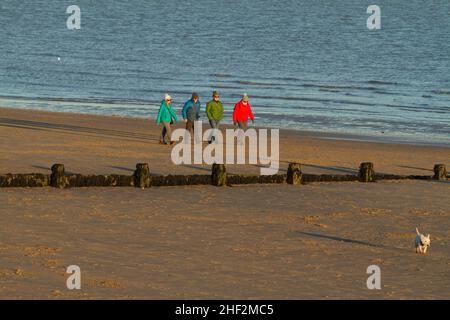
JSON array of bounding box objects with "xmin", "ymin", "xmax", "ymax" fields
[
  {"xmin": 181, "ymin": 164, "xmax": 211, "ymax": 173},
  {"xmin": 302, "ymin": 164, "xmax": 358, "ymax": 174},
  {"xmin": 398, "ymin": 165, "xmax": 433, "ymax": 172},
  {"xmin": 109, "ymin": 166, "xmax": 135, "ymax": 173},
  {"xmin": 0, "ymin": 117, "xmax": 159, "ymax": 143},
  {"xmin": 249, "ymin": 163, "xmax": 358, "ymax": 175},
  {"xmin": 31, "ymin": 165, "xmax": 75, "ymax": 175},
  {"xmin": 295, "ymin": 231, "xmax": 410, "ymax": 253}
]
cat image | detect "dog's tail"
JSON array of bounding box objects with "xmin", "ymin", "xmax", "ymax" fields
[{"xmin": 416, "ymin": 227, "xmax": 420, "ymax": 235}]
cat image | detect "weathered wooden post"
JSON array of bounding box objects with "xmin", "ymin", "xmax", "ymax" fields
[
  {"xmin": 50, "ymin": 164, "xmax": 67, "ymax": 188},
  {"xmin": 433, "ymin": 164, "xmax": 447, "ymax": 180},
  {"xmin": 287, "ymin": 162, "xmax": 302, "ymax": 185},
  {"xmin": 134, "ymin": 163, "xmax": 151, "ymax": 189},
  {"xmin": 211, "ymin": 163, "xmax": 227, "ymax": 186},
  {"xmin": 359, "ymin": 162, "xmax": 375, "ymax": 182}
]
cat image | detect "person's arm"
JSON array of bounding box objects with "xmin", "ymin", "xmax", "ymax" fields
[
  {"xmin": 218, "ymin": 102, "xmax": 224, "ymax": 120},
  {"xmin": 169, "ymin": 106, "xmax": 178, "ymax": 122},
  {"xmin": 156, "ymin": 105, "xmax": 163, "ymax": 125},
  {"xmin": 181, "ymin": 101, "xmax": 189, "ymax": 120},
  {"xmin": 206, "ymin": 102, "xmax": 212, "ymax": 120},
  {"xmin": 195, "ymin": 101, "xmax": 201, "ymax": 120},
  {"xmin": 248, "ymin": 103, "xmax": 255, "ymax": 122},
  {"xmin": 233, "ymin": 103, "xmax": 238, "ymax": 124}
]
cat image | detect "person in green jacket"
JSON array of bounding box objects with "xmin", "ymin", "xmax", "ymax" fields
[
  {"xmin": 156, "ymin": 94, "xmax": 178, "ymax": 145},
  {"xmin": 205, "ymin": 90, "xmax": 224, "ymax": 143}
]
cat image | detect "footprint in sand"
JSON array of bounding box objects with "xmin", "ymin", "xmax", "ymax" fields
[
  {"xmin": 23, "ymin": 246, "xmax": 61, "ymax": 257},
  {"xmin": 360, "ymin": 208, "xmax": 392, "ymax": 216}
]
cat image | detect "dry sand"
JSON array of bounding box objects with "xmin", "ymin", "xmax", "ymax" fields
[{"xmin": 0, "ymin": 107, "xmax": 449, "ymax": 299}]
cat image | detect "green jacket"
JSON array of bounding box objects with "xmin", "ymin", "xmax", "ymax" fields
[
  {"xmin": 156, "ymin": 100, "xmax": 178, "ymax": 124},
  {"xmin": 206, "ymin": 100, "xmax": 224, "ymax": 121}
]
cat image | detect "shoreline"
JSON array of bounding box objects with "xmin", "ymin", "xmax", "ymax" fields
[{"xmin": 1, "ymin": 105, "xmax": 449, "ymax": 149}]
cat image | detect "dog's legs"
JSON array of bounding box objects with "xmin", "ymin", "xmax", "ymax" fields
[{"xmin": 423, "ymin": 246, "xmax": 428, "ymax": 254}]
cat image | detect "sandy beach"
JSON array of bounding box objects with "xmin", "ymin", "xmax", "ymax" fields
[{"xmin": 1, "ymin": 107, "xmax": 449, "ymax": 299}]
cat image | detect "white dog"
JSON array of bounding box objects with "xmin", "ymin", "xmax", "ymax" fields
[{"xmin": 415, "ymin": 228, "xmax": 431, "ymax": 254}]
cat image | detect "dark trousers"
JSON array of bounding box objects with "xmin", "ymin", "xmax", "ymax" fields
[
  {"xmin": 186, "ymin": 120, "xmax": 194, "ymax": 134},
  {"xmin": 208, "ymin": 119, "xmax": 221, "ymax": 142}
]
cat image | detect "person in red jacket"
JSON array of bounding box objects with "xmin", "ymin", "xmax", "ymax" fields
[{"xmin": 233, "ymin": 93, "xmax": 254, "ymax": 130}]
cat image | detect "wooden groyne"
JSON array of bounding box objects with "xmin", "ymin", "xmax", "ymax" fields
[{"xmin": 0, "ymin": 163, "xmax": 447, "ymax": 188}]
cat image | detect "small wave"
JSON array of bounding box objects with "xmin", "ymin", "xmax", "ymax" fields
[
  {"xmin": 303, "ymin": 83, "xmax": 377, "ymax": 91},
  {"xmin": 319, "ymin": 88, "xmax": 340, "ymax": 93},
  {"xmin": 367, "ymin": 80, "xmax": 399, "ymax": 85},
  {"xmin": 209, "ymin": 73, "xmax": 233, "ymax": 78},
  {"xmin": 432, "ymin": 89, "xmax": 450, "ymax": 95},
  {"xmin": 0, "ymin": 95, "xmax": 150, "ymax": 106},
  {"xmin": 236, "ymin": 80, "xmax": 272, "ymax": 86}
]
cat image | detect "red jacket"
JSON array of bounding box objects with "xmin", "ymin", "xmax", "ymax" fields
[{"xmin": 233, "ymin": 100, "xmax": 254, "ymax": 122}]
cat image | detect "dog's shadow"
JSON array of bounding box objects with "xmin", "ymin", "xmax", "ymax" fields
[{"xmin": 295, "ymin": 231, "xmax": 410, "ymax": 253}]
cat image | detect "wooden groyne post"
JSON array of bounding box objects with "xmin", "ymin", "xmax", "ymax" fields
[
  {"xmin": 433, "ymin": 164, "xmax": 447, "ymax": 180},
  {"xmin": 50, "ymin": 164, "xmax": 67, "ymax": 188},
  {"xmin": 134, "ymin": 163, "xmax": 151, "ymax": 189},
  {"xmin": 359, "ymin": 162, "xmax": 375, "ymax": 182},
  {"xmin": 211, "ymin": 163, "xmax": 227, "ymax": 186},
  {"xmin": 287, "ymin": 162, "xmax": 302, "ymax": 185}
]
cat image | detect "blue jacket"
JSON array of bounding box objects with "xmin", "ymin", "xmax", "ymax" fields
[
  {"xmin": 182, "ymin": 99, "xmax": 201, "ymax": 121},
  {"xmin": 156, "ymin": 100, "xmax": 178, "ymax": 124}
]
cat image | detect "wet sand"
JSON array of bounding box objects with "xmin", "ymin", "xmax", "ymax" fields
[{"xmin": 0, "ymin": 107, "xmax": 449, "ymax": 299}]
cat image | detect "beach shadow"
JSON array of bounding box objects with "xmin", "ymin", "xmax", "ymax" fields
[
  {"xmin": 398, "ymin": 165, "xmax": 433, "ymax": 172},
  {"xmin": 428, "ymin": 179, "xmax": 450, "ymax": 185},
  {"xmin": 295, "ymin": 231, "xmax": 410, "ymax": 253},
  {"xmin": 181, "ymin": 164, "xmax": 212, "ymax": 173},
  {"xmin": 32, "ymin": 165, "xmax": 51, "ymax": 172},
  {"xmin": 109, "ymin": 166, "xmax": 135, "ymax": 173},
  {"xmin": 0, "ymin": 123, "xmax": 51, "ymax": 132},
  {"xmin": 302, "ymin": 164, "xmax": 358, "ymax": 174},
  {"xmin": 0, "ymin": 117, "xmax": 159, "ymax": 143},
  {"xmin": 31, "ymin": 165, "xmax": 75, "ymax": 175},
  {"xmin": 250, "ymin": 163, "xmax": 287, "ymax": 173}
]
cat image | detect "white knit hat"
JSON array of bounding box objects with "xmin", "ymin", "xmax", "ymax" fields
[{"xmin": 165, "ymin": 93, "xmax": 171, "ymax": 100}]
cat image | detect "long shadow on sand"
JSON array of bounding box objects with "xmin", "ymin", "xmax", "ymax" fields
[
  {"xmin": 295, "ymin": 231, "xmax": 410, "ymax": 253},
  {"xmin": 398, "ymin": 165, "xmax": 433, "ymax": 172},
  {"xmin": 31, "ymin": 165, "xmax": 75, "ymax": 175},
  {"xmin": 0, "ymin": 117, "xmax": 159, "ymax": 143},
  {"xmin": 109, "ymin": 166, "xmax": 135, "ymax": 173},
  {"xmin": 302, "ymin": 164, "xmax": 358, "ymax": 174}
]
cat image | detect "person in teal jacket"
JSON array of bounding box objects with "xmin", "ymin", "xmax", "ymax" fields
[{"xmin": 156, "ymin": 94, "xmax": 178, "ymax": 145}]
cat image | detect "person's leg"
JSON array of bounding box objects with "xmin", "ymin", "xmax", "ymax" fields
[
  {"xmin": 185, "ymin": 120, "xmax": 195, "ymax": 143},
  {"xmin": 165, "ymin": 122, "xmax": 172, "ymax": 144},
  {"xmin": 186, "ymin": 120, "xmax": 194, "ymax": 135},
  {"xmin": 237, "ymin": 121, "xmax": 248, "ymax": 145},
  {"xmin": 160, "ymin": 123, "xmax": 167, "ymax": 144},
  {"xmin": 238, "ymin": 121, "xmax": 248, "ymax": 130},
  {"xmin": 161, "ymin": 122, "xmax": 171, "ymax": 144},
  {"xmin": 209, "ymin": 119, "xmax": 217, "ymax": 142}
]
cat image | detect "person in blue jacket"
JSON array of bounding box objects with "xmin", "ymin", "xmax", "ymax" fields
[
  {"xmin": 156, "ymin": 93, "xmax": 178, "ymax": 145},
  {"xmin": 182, "ymin": 92, "xmax": 201, "ymax": 136}
]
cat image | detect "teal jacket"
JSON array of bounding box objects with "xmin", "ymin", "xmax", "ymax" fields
[{"xmin": 156, "ymin": 100, "xmax": 178, "ymax": 124}]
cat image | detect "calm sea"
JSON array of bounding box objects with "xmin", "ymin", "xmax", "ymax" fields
[{"xmin": 0, "ymin": 0, "xmax": 449, "ymax": 145}]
